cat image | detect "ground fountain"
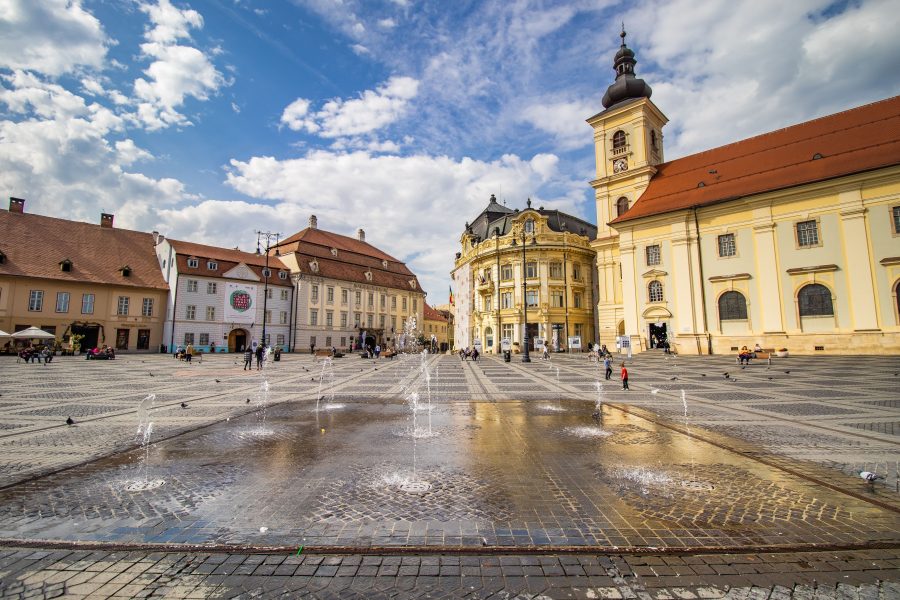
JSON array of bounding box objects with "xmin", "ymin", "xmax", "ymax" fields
[
  {"xmin": 125, "ymin": 393, "xmax": 164, "ymax": 491},
  {"xmin": 315, "ymin": 356, "xmax": 344, "ymax": 412}
]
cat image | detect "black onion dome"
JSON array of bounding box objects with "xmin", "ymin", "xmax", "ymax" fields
[{"xmin": 601, "ymin": 29, "xmax": 652, "ymax": 109}]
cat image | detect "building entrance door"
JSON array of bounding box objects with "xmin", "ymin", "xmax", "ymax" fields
[
  {"xmin": 137, "ymin": 329, "xmax": 150, "ymax": 350},
  {"xmin": 525, "ymin": 322, "xmax": 539, "ymax": 348},
  {"xmin": 71, "ymin": 324, "xmax": 100, "ymax": 351},
  {"xmin": 648, "ymin": 322, "xmax": 667, "ymax": 348},
  {"xmin": 229, "ymin": 329, "xmax": 248, "ymax": 352}
]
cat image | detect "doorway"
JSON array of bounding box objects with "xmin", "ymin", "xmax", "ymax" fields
[
  {"xmin": 115, "ymin": 328, "xmax": 130, "ymax": 350},
  {"xmin": 137, "ymin": 329, "xmax": 150, "ymax": 350},
  {"xmin": 648, "ymin": 322, "xmax": 668, "ymax": 349},
  {"xmin": 524, "ymin": 322, "xmax": 539, "ymax": 348},
  {"xmin": 71, "ymin": 324, "xmax": 100, "ymax": 351},
  {"xmin": 228, "ymin": 328, "xmax": 248, "ymax": 353}
]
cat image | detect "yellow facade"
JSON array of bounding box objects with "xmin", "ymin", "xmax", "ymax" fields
[
  {"xmin": 589, "ymin": 99, "xmax": 900, "ymax": 355},
  {"xmin": 423, "ymin": 315, "xmax": 449, "ymax": 349},
  {"xmin": 0, "ymin": 276, "xmax": 166, "ymax": 352},
  {"xmin": 453, "ymin": 210, "xmax": 597, "ymax": 353}
]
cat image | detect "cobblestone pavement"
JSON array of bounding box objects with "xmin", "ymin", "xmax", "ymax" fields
[{"xmin": 0, "ymin": 352, "xmax": 899, "ymax": 597}]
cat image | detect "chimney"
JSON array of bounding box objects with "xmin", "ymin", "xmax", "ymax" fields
[
  {"xmin": 308, "ymin": 215, "xmax": 318, "ymax": 229},
  {"xmin": 100, "ymin": 213, "xmax": 114, "ymax": 228},
  {"xmin": 9, "ymin": 197, "xmax": 25, "ymax": 214},
  {"xmin": 152, "ymin": 231, "xmax": 160, "ymax": 244},
  {"xmin": 357, "ymin": 228, "xmax": 365, "ymax": 242}
]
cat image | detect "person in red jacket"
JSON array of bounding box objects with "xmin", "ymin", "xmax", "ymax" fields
[{"xmin": 621, "ymin": 363, "xmax": 629, "ymax": 390}]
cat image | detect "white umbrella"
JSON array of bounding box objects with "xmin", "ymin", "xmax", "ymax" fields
[
  {"xmin": 11, "ymin": 326, "xmax": 56, "ymax": 340},
  {"xmin": 0, "ymin": 329, "xmax": 11, "ymax": 338}
]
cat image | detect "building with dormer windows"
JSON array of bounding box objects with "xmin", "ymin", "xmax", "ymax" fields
[
  {"xmin": 452, "ymin": 195, "xmax": 598, "ymax": 353},
  {"xmin": 273, "ymin": 216, "xmax": 425, "ymax": 353},
  {"xmin": 589, "ymin": 30, "xmax": 900, "ymax": 355},
  {"xmin": 156, "ymin": 238, "xmax": 293, "ymax": 353}
]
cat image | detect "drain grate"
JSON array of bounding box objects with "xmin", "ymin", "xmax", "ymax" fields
[
  {"xmin": 125, "ymin": 479, "xmax": 166, "ymax": 492},
  {"xmin": 398, "ymin": 481, "xmax": 431, "ymax": 494}
]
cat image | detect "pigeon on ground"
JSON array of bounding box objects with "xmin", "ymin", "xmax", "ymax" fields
[
  {"xmin": 700, "ymin": 374, "xmax": 706, "ymax": 377},
  {"xmin": 767, "ymin": 377, "xmax": 773, "ymax": 380},
  {"xmin": 860, "ymin": 471, "xmax": 885, "ymax": 483},
  {"xmin": 784, "ymin": 371, "xmax": 791, "ymax": 374},
  {"xmin": 66, "ymin": 417, "xmax": 75, "ymax": 425},
  {"xmin": 741, "ymin": 366, "xmax": 746, "ymax": 370},
  {"xmin": 246, "ymin": 398, "xmax": 251, "ymax": 404},
  {"xmin": 148, "ymin": 372, "xmax": 155, "ymax": 377},
  {"xmin": 180, "ymin": 402, "xmax": 188, "ymax": 409},
  {"xmin": 215, "ymin": 379, "xmax": 221, "ymax": 383},
  {"xmin": 669, "ymin": 377, "xmax": 677, "ymax": 381},
  {"xmin": 591, "ymin": 410, "xmax": 601, "ymax": 421},
  {"xmin": 723, "ymin": 373, "xmax": 729, "ymax": 379}
]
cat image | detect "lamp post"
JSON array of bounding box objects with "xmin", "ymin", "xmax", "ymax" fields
[
  {"xmin": 494, "ymin": 227, "xmax": 501, "ymax": 354},
  {"xmin": 520, "ymin": 219, "xmax": 536, "ymax": 363},
  {"xmin": 256, "ymin": 230, "xmax": 281, "ymax": 347}
]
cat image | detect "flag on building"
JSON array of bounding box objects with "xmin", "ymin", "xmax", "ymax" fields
[{"xmin": 449, "ymin": 286, "xmax": 454, "ymax": 305}]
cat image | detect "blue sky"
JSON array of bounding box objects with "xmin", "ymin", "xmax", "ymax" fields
[{"xmin": 2, "ymin": 0, "xmax": 899, "ymax": 304}]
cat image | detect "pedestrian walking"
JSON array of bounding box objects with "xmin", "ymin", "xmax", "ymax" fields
[
  {"xmin": 374, "ymin": 344, "xmax": 381, "ymax": 358},
  {"xmin": 185, "ymin": 343, "xmax": 194, "ymax": 363},
  {"xmin": 541, "ymin": 341, "xmax": 550, "ymax": 361},
  {"xmin": 243, "ymin": 347, "xmax": 253, "ymax": 370},
  {"xmin": 604, "ymin": 355, "xmax": 612, "ymax": 380},
  {"xmin": 621, "ymin": 362, "xmax": 629, "ymax": 390},
  {"xmin": 255, "ymin": 344, "xmax": 265, "ymax": 370}
]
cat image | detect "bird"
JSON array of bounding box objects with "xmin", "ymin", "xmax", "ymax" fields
[
  {"xmin": 215, "ymin": 379, "xmax": 221, "ymax": 383},
  {"xmin": 784, "ymin": 370, "xmax": 791, "ymax": 374},
  {"xmin": 180, "ymin": 402, "xmax": 188, "ymax": 409},
  {"xmin": 730, "ymin": 378, "xmax": 737, "ymax": 382},
  {"xmin": 740, "ymin": 366, "xmax": 746, "ymax": 370},
  {"xmin": 723, "ymin": 373, "xmax": 729, "ymax": 379},
  {"xmin": 700, "ymin": 374, "xmax": 706, "ymax": 377},
  {"xmin": 246, "ymin": 398, "xmax": 251, "ymax": 404},
  {"xmin": 148, "ymin": 372, "xmax": 154, "ymax": 377},
  {"xmin": 860, "ymin": 471, "xmax": 885, "ymax": 483},
  {"xmin": 650, "ymin": 389, "xmax": 659, "ymax": 395},
  {"xmin": 311, "ymin": 378, "xmax": 315, "ymax": 381},
  {"xmin": 669, "ymin": 377, "xmax": 677, "ymax": 381},
  {"xmin": 66, "ymin": 417, "xmax": 75, "ymax": 426},
  {"xmin": 767, "ymin": 377, "xmax": 773, "ymax": 380}
]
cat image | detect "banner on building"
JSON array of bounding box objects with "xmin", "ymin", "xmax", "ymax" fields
[
  {"xmin": 568, "ymin": 336, "xmax": 582, "ymax": 350},
  {"xmin": 224, "ymin": 282, "xmax": 257, "ymax": 323}
]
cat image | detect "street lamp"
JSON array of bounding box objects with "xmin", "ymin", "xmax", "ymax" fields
[
  {"xmin": 493, "ymin": 226, "xmax": 501, "ymax": 354},
  {"xmin": 256, "ymin": 230, "xmax": 281, "ymax": 347},
  {"xmin": 518, "ymin": 216, "xmax": 537, "ymax": 362}
]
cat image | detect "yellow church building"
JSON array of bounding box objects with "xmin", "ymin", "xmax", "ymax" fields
[{"xmin": 589, "ymin": 31, "xmax": 900, "ymax": 355}]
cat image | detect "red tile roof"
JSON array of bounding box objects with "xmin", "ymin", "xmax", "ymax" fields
[
  {"xmin": 0, "ymin": 209, "xmax": 168, "ymax": 290},
  {"xmin": 423, "ymin": 303, "xmax": 447, "ymax": 322},
  {"xmin": 611, "ymin": 95, "xmax": 900, "ymax": 224},
  {"xmin": 167, "ymin": 239, "xmax": 292, "ymax": 286},
  {"xmin": 276, "ymin": 227, "xmax": 422, "ymax": 293}
]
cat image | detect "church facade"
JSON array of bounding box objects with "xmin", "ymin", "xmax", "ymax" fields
[{"xmin": 590, "ymin": 32, "xmax": 900, "ymax": 355}]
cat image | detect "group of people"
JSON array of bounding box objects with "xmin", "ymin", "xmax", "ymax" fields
[
  {"xmin": 458, "ymin": 346, "xmax": 480, "ymax": 361},
  {"xmin": 738, "ymin": 343, "xmax": 764, "ymax": 365},
  {"xmin": 18, "ymin": 345, "xmax": 54, "ymax": 364},
  {"xmin": 85, "ymin": 345, "xmax": 115, "ymax": 360},
  {"xmin": 243, "ymin": 344, "xmax": 269, "ymax": 370}
]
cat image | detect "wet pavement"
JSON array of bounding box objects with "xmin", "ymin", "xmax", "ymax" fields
[{"xmin": 0, "ymin": 351, "xmax": 899, "ymax": 597}]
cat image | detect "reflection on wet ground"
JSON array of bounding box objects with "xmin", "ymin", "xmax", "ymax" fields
[{"xmin": 1, "ymin": 397, "xmax": 897, "ymax": 551}]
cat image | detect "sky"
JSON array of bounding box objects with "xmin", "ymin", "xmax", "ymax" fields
[{"xmin": 2, "ymin": 0, "xmax": 899, "ymax": 305}]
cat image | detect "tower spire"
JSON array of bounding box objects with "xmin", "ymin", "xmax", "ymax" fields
[{"xmin": 601, "ymin": 28, "xmax": 652, "ymax": 109}]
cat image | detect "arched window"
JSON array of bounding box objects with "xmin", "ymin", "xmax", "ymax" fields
[
  {"xmin": 798, "ymin": 284, "xmax": 833, "ymax": 317},
  {"xmin": 612, "ymin": 130, "xmax": 626, "ymax": 149},
  {"xmin": 524, "ymin": 218, "xmax": 535, "ymax": 234},
  {"xmin": 648, "ymin": 280, "xmax": 664, "ymax": 303},
  {"xmin": 650, "ymin": 130, "xmax": 657, "ymax": 150},
  {"xmin": 718, "ymin": 291, "xmax": 748, "ymax": 320},
  {"xmin": 616, "ymin": 197, "xmax": 629, "ymax": 216}
]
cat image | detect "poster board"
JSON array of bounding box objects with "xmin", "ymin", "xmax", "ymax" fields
[
  {"xmin": 568, "ymin": 336, "xmax": 582, "ymax": 350},
  {"xmin": 224, "ymin": 282, "xmax": 257, "ymax": 323}
]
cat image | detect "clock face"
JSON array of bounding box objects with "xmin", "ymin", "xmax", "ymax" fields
[{"xmin": 613, "ymin": 158, "xmax": 628, "ymax": 173}]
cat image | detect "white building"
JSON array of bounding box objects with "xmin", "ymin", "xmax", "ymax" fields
[
  {"xmin": 156, "ymin": 238, "xmax": 293, "ymax": 353},
  {"xmin": 273, "ymin": 216, "xmax": 425, "ymax": 353}
]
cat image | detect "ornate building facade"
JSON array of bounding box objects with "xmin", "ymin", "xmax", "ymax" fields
[
  {"xmin": 273, "ymin": 216, "xmax": 425, "ymax": 353},
  {"xmin": 452, "ymin": 195, "xmax": 598, "ymax": 353},
  {"xmin": 589, "ymin": 32, "xmax": 900, "ymax": 354}
]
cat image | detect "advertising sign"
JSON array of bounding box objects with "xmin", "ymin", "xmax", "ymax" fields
[
  {"xmin": 500, "ymin": 338, "xmax": 511, "ymax": 351},
  {"xmin": 533, "ymin": 338, "xmax": 545, "ymax": 350},
  {"xmin": 224, "ymin": 282, "xmax": 257, "ymax": 323},
  {"xmin": 568, "ymin": 336, "xmax": 582, "ymax": 350}
]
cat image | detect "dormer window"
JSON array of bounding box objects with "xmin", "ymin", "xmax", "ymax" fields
[
  {"xmin": 365, "ymin": 271, "xmax": 373, "ymax": 281},
  {"xmin": 309, "ymin": 260, "xmax": 319, "ymax": 273},
  {"xmin": 187, "ymin": 257, "xmax": 199, "ymax": 268},
  {"xmin": 382, "ymin": 259, "xmax": 388, "ymax": 268},
  {"xmin": 59, "ymin": 259, "xmax": 73, "ymax": 272},
  {"xmin": 0, "ymin": 250, "xmax": 5, "ymax": 264},
  {"xmin": 409, "ymin": 279, "xmax": 417, "ymax": 289},
  {"xmin": 262, "ymin": 268, "xmax": 271, "ymax": 278},
  {"xmin": 330, "ymin": 247, "xmax": 338, "ymax": 257},
  {"xmin": 120, "ymin": 265, "xmax": 132, "ymax": 277},
  {"xmin": 278, "ymin": 271, "xmax": 288, "ymax": 280},
  {"xmin": 524, "ymin": 219, "xmax": 535, "ymax": 234},
  {"xmin": 207, "ymin": 261, "xmax": 217, "ymax": 270}
]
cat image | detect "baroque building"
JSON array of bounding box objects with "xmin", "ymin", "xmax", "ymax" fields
[
  {"xmin": 155, "ymin": 238, "xmax": 293, "ymax": 353},
  {"xmin": 452, "ymin": 195, "xmax": 598, "ymax": 353},
  {"xmin": 423, "ymin": 302, "xmax": 449, "ymax": 352},
  {"xmin": 589, "ymin": 31, "xmax": 900, "ymax": 354},
  {"xmin": 273, "ymin": 216, "xmax": 425, "ymax": 353},
  {"xmin": 0, "ymin": 198, "xmax": 167, "ymax": 352}
]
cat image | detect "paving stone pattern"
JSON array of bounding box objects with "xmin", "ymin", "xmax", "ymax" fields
[{"xmin": 0, "ymin": 352, "xmax": 899, "ymax": 597}]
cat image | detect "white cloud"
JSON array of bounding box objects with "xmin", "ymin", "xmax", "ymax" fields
[
  {"xmin": 0, "ymin": 0, "xmax": 109, "ymax": 76},
  {"xmin": 132, "ymin": 0, "xmax": 228, "ymax": 130},
  {"xmin": 350, "ymin": 43, "xmax": 371, "ymax": 56},
  {"xmin": 281, "ymin": 76, "xmax": 419, "ymax": 139},
  {"xmin": 377, "ymin": 18, "xmax": 396, "ymax": 29},
  {"xmin": 224, "ymin": 149, "xmax": 580, "ymax": 301},
  {"xmin": 115, "ymin": 139, "xmax": 153, "ymax": 166},
  {"xmin": 230, "ymin": 101, "xmax": 241, "ymax": 113},
  {"xmin": 519, "ymin": 99, "xmax": 598, "ymax": 150}
]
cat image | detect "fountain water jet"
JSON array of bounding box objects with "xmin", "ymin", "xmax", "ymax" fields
[{"xmin": 125, "ymin": 394, "xmax": 164, "ymax": 491}]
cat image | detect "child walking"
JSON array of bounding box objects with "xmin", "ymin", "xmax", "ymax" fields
[
  {"xmin": 603, "ymin": 355, "xmax": 612, "ymax": 380},
  {"xmin": 621, "ymin": 362, "xmax": 629, "ymax": 390}
]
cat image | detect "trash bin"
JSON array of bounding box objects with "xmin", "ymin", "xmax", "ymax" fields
[{"xmin": 504, "ymin": 350, "xmax": 511, "ymax": 362}]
